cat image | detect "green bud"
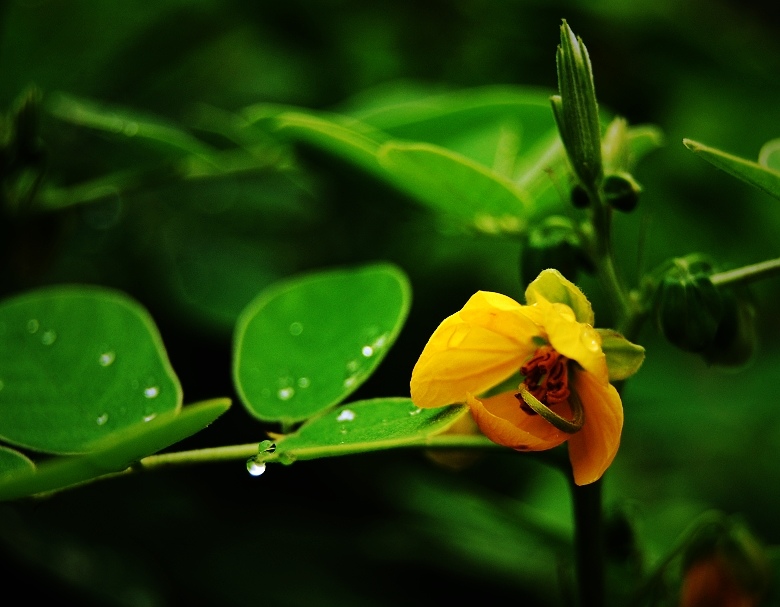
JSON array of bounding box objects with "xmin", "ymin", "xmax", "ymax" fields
[
  {"xmin": 602, "ymin": 172, "xmax": 641, "ymax": 212},
  {"xmin": 654, "ymin": 259, "xmax": 723, "ymax": 352},
  {"xmin": 700, "ymin": 288, "xmax": 757, "ymax": 368},
  {"xmin": 552, "ymin": 20, "xmax": 603, "ymax": 191},
  {"xmin": 520, "ymin": 216, "xmax": 593, "ymax": 287},
  {"xmin": 570, "ymin": 183, "xmax": 590, "ymax": 208}
]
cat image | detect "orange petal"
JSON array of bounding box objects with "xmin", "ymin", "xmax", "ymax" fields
[
  {"xmin": 410, "ymin": 292, "xmax": 541, "ymax": 408},
  {"xmin": 566, "ymin": 370, "xmax": 623, "ymax": 485},
  {"xmin": 467, "ymin": 391, "xmax": 569, "ymax": 451}
]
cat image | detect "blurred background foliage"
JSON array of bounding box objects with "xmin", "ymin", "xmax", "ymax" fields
[{"xmin": 1, "ymin": 0, "xmax": 779, "ymax": 605}]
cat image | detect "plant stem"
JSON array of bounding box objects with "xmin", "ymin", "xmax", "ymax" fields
[
  {"xmin": 710, "ymin": 257, "xmax": 780, "ymax": 288},
  {"xmin": 571, "ymin": 477, "xmax": 605, "ymax": 606}
]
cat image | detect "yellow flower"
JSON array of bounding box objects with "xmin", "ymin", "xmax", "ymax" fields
[{"xmin": 410, "ymin": 269, "xmax": 635, "ymax": 485}]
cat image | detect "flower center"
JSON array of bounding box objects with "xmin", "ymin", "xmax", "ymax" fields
[{"xmin": 515, "ymin": 345, "xmax": 570, "ymax": 414}]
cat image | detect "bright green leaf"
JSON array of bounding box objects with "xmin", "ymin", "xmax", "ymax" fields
[
  {"xmin": 270, "ymin": 398, "xmax": 469, "ymax": 462},
  {"xmin": 0, "ymin": 446, "xmax": 35, "ymax": 476},
  {"xmin": 0, "ymin": 286, "xmax": 182, "ymax": 454},
  {"xmin": 683, "ymin": 138, "xmax": 780, "ymax": 200},
  {"xmin": 596, "ymin": 329, "xmax": 646, "ymax": 381},
  {"xmin": 0, "ymin": 398, "xmax": 230, "ymax": 502},
  {"xmin": 378, "ymin": 141, "xmax": 530, "ymax": 234},
  {"xmin": 233, "ymin": 264, "xmax": 411, "ymax": 425}
]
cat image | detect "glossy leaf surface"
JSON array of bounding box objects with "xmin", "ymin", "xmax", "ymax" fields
[
  {"xmin": 271, "ymin": 398, "xmax": 470, "ymax": 462},
  {"xmin": 0, "ymin": 398, "xmax": 230, "ymax": 501},
  {"xmin": 0, "ymin": 286, "xmax": 182, "ymax": 454},
  {"xmin": 234, "ymin": 265, "xmax": 411, "ymax": 424}
]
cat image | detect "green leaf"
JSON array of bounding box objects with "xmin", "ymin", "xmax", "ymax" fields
[
  {"xmin": 269, "ymin": 398, "xmax": 469, "ymax": 462},
  {"xmin": 270, "ymin": 110, "xmax": 537, "ymax": 233},
  {"xmin": 0, "ymin": 398, "xmax": 230, "ymax": 502},
  {"xmin": 47, "ymin": 93, "xmax": 214, "ymax": 158},
  {"xmin": 378, "ymin": 141, "xmax": 530, "ymax": 234},
  {"xmin": 273, "ymin": 111, "xmax": 388, "ymax": 178},
  {"xmin": 0, "ymin": 446, "xmax": 35, "ymax": 476},
  {"xmin": 344, "ymin": 85, "xmax": 557, "ymax": 169},
  {"xmin": 683, "ymin": 138, "xmax": 780, "ymax": 200},
  {"xmin": 0, "ymin": 286, "xmax": 182, "ymax": 454},
  {"xmin": 596, "ymin": 329, "xmax": 646, "ymax": 381},
  {"xmin": 233, "ymin": 264, "xmax": 411, "ymax": 425}
]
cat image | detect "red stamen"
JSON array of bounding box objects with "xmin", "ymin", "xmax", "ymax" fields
[{"xmin": 515, "ymin": 345, "xmax": 570, "ymax": 413}]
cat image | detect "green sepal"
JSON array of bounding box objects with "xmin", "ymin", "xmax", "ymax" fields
[
  {"xmin": 525, "ymin": 268, "xmax": 595, "ymax": 325},
  {"xmin": 596, "ymin": 329, "xmax": 645, "ymax": 381},
  {"xmin": 554, "ymin": 20, "xmax": 603, "ymax": 190}
]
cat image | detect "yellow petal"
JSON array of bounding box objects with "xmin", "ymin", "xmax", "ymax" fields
[
  {"xmin": 467, "ymin": 392, "xmax": 569, "ymax": 451},
  {"xmin": 533, "ymin": 295, "xmax": 609, "ymax": 383},
  {"xmin": 410, "ymin": 292, "xmax": 541, "ymax": 408},
  {"xmin": 566, "ymin": 370, "xmax": 623, "ymax": 485}
]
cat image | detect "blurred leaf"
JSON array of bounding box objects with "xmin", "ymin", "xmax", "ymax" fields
[
  {"xmin": 0, "ymin": 286, "xmax": 182, "ymax": 454},
  {"xmin": 0, "ymin": 446, "xmax": 35, "ymax": 476},
  {"xmin": 0, "ymin": 398, "xmax": 230, "ymax": 502},
  {"xmin": 378, "ymin": 141, "xmax": 530, "ymax": 234},
  {"xmin": 344, "ymin": 85, "xmax": 555, "ymax": 168},
  {"xmin": 272, "ymin": 110, "xmax": 388, "ymax": 177},
  {"xmin": 47, "ymin": 93, "xmax": 214, "ymax": 158},
  {"xmin": 683, "ymin": 139, "xmax": 780, "ymax": 200},
  {"xmin": 270, "ymin": 399, "xmax": 469, "ymax": 462},
  {"xmin": 233, "ymin": 264, "xmax": 411, "ymax": 425}
]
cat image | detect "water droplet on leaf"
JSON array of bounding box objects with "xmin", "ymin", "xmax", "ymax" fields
[
  {"xmin": 40, "ymin": 330, "xmax": 57, "ymax": 345},
  {"xmin": 26, "ymin": 319, "xmax": 39, "ymax": 334},
  {"xmin": 143, "ymin": 413, "xmax": 157, "ymax": 422},
  {"xmin": 361, "ymin": 345, "xmax": 374, "ymax": 357},
  {"xmin": 297, "ymin": 377, "xmax": 310, "ymax": 389},
  {"xmin": 277, "ymin": 387, "xmax": 294, "ymax": 400},
  {"xmin": 96, "ymin": 413, "xmax": 109, "ymax": 426},
  {"xmin": 409, "ymin": 407, "xmax": 422, "ymax": 416},
  {"xmin": 98, "ymin": 351, "xmax": 115, "ymax": 366},
  {"xmin": 289, "ymin": 322, "xmax": 304, "ymax": 336},
  {"xmin": 337, "ymin": 409, "xmax": 356, "ymax": 422},
  {"xmin": 144, "ymin": 386, "xmax": 159, "ymax": 399}
]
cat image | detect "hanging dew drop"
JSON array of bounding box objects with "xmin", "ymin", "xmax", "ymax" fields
[
  {"xmin": 144, "ymin": 386, "xmax": 159, "ymax": 399},
  {"xmin": 247, "ymin": 460, "xmax": 266, "ymax": 477}
]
